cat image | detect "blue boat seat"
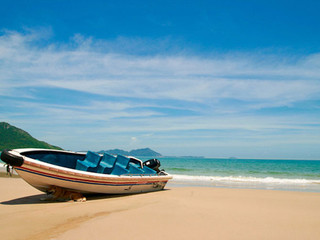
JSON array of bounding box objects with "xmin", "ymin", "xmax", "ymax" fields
[
  {"xmin": 128, "ymin": 162, "xmax": 145, "ymax": 175},
  {"xmin": 97, "ymin": 153, "xmax": 117, "ymax": 174},
  {"xmin": 116, "ymin": 155, "xmax": 130, "ymax": 168},
  {"xmin": 76, "ymin": 151, "xmax": 101, "ymax": 172},
  {"xmin": 110, "ymin": 155, "xmax": 130, "ymax": 175},
  {"xmin": 111, "ymin": 164, "xmax": 129, "ymax": 175},
  {"xmin": 142, "ymin": 166, "xmax": 157, "ymax": 175}
]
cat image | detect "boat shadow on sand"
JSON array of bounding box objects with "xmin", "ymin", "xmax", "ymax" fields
[{"xmin": 0, "ymin": 192, "xmax": 148, "ymax": 205}]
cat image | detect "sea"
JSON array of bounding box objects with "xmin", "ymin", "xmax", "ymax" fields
[
  {"xmin": 141, "ymin": 156, "xmax": 320, "ymax": 193},
  {"xmin": 1, "ymin": 154, "xmax": 320, "ymax": 192}
]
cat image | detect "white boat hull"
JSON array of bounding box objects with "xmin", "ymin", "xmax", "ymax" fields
[{"xmin": 3, "ymin": 149, "xmax": 172, "ymax": 194}]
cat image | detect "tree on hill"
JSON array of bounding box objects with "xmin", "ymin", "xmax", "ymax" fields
[{"xmin": 0, "ymin": 122, "xmax": 63, "ymax": 151}]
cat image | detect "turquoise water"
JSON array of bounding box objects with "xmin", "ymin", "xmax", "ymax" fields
[{"xmin": 151, "ymin": 157, "xmax": 320, "ymax": 192}]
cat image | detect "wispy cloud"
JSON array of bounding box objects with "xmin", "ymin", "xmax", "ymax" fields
[
  {"xmin": 1, "ymin": 30, "xmax": 320, "ymax": 158},
  {"xmin": 2, "ymin": 30, "xmax": 320, "ymax": 102}
]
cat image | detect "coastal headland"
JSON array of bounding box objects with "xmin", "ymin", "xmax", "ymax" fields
[{"xmin": 0, "ymin": 177, "xmax": 320, "ymax": 240}]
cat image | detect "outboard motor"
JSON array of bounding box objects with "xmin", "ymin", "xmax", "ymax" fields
[{"xmin": 143, "ymin": 158, "xmax": 161, "ymax": 173}]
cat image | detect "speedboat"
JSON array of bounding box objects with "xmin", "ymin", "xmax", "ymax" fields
[{"xmin": 1, "ymin": 148, "xmax": 172, "ymax": 194}]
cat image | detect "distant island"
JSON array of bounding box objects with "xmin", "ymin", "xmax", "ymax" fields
[
  {"xmin": 98, "ymin": 148, "xmax": 161, "ymax": 157},
  {"xmin": 0, "ymin": 122, "xmax": 63, "ymax": 151}
]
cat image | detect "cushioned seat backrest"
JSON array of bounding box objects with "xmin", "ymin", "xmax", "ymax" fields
[
  {"xmin": 116, "ymin": 155, "xmax": 130, "ymax": 169},
  {"xmin": 86, "ymin": 151, "xmax": 101, "ymax": 165},
  {"xmin": 143, "ymin": 166, "xmax": 157, "ymax": 174},
  {"xmin": 128, "ymin": 162, "xmax": 144, "ymax": 174},
  {"xmin": 101, "ymin": 153, "xmax": 117, "ymax": 167}
]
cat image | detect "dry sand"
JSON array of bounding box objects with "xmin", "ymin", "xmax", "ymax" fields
[{"xmin": 1, "ymin": 177, "xmax": 320, "ymax": 240}]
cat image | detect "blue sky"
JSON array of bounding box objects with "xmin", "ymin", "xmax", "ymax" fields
[{"xmin": 1, "ymin": 0, "xmax": 320, "ymax": 159}]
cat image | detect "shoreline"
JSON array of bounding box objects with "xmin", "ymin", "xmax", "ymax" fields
[
  {"xmin": 1, "ymin": 165, "xmax": 320, "ymax": 193},
  {"xmin": 1, "ymin": 177, "xmax": 320, "ymax": 240},
  {"xmin": 167, "ymin": 176, "xmax": 320, "ymax": 193}
]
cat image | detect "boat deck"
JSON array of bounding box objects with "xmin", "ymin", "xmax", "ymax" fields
[{"xmin": 21, "ymin": 150, "xmax": 158, "ymax": 176}]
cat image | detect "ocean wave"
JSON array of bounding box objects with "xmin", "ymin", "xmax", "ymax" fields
[{"xmin": 172, "ymin": 174, "xmax": 320, "ymax": 185}]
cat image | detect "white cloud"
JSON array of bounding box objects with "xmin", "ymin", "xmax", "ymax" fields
[
  {"xmin": 1, "ymin": 30, "xmax": 320, "ymax": 157},
  {"xmin": 1, "ymin": 30, "xmax": 320, "ymax": 106}
]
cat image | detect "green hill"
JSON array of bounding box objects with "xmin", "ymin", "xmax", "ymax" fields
[
  {"xmin": 0, "ymin": 122, "xmax": 63, "ymax": 151},
  {"xmin": 129, "ymin": 148, "xmax": 161, "ymax": 157}
]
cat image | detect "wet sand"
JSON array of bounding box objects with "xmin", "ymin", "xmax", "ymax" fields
[{"xmin": 1, "ymin": 177, "xmax": 320, "ymax": 240}]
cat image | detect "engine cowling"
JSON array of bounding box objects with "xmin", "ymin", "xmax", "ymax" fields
[{"xmin": 143, "ymin": 158, "xmax": 161, "ymax": 172}]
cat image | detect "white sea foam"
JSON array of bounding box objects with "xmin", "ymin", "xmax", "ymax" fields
[{"xmin": 172, "ymin": 174, "xmax": 320, "ymax": 185}]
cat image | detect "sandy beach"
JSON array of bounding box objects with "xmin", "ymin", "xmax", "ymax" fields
[{"xmin": 1, "ymin": 176, "xmax": 320, "ymax": 240}]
